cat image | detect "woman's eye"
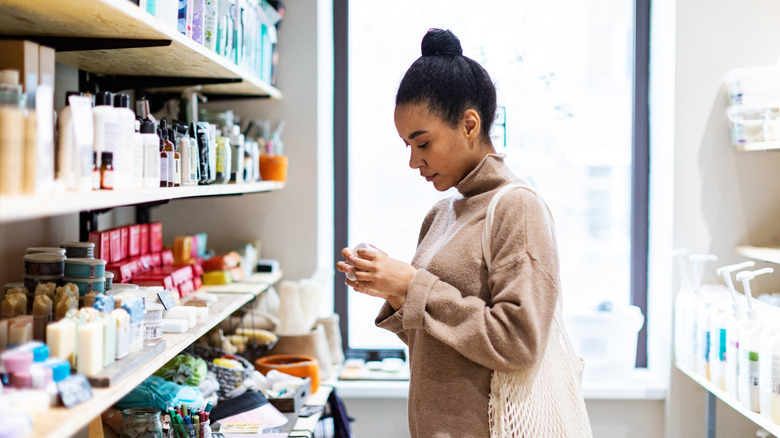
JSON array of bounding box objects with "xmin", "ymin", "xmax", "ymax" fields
[{"xmin": 417, "ymin": 142, "xmax": 429, "ymax": 149}]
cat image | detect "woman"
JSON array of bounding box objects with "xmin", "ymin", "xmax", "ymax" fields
[{"xmin": 337, "ymin": 29, "xmax": 589, "ymax": 437}]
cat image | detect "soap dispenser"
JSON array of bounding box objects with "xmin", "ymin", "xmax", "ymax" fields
[
  {"xmin": 717, "ymin": 261, "xmax": 755, "ymax": 396},
  {"xmin": 736, "ymin": 267, "xmax": 774, "ymax": 412}
]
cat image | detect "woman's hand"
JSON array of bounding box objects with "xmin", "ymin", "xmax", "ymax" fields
[{"xmin": 336, "ymin": 245, "xmax": 415, "ymax": 310}]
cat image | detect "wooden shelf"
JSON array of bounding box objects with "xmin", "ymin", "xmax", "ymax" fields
[
  {"xmin": 736, "ymin": 141, "xmax": 780, "ymax": 152},
  {"xmin": 29, "ymin": 271, "xmax": 281, "ymax": 438},
  {"xmin": 737, "ymin": 245, "xmax": 780, "ymax": 264},
  {"xmin": 199, "ymin": 270, "xmax": 283, "ymax": 295},
  {"xmin": 0, "ymin": 181, "xmax": 284, "ymax": 224},
  {"xmin": 0, "ymin": 0, "xmax": 281, "ymax": 98},
  {"xmin": 676, "ymin": 361, "xmax": 780, "ymax": 436}
]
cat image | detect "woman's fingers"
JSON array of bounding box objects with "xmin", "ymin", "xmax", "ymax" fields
[{"xmin": 335, "ymin": 261, "xmax": 353, "ymax": 273}]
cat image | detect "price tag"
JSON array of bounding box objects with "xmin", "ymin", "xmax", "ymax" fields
[
  {"xmin": 157, "ymin": 289, "xmax": 177, "ymax": 311},
  {"xmin": 57, "ymin": 373, "xmax": 93, "ymax": 408}
]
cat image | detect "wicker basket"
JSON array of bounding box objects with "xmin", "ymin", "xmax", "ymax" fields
[{"xmin": 185, "ymin": 343, "xmax": 254, "ymax": 400}]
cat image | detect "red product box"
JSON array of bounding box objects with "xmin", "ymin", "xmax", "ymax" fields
[
  {"xmin": 193, "ymin": 276, "xmax": 202, "ymax": 290},
  {"xmin": 191, "ymin": 263, "xmax": 204, "ymax": 277},
  {"xmin": 109, "ymin": 228, "xmax": 122, "ymax": 263},
  {"xmin": 139, "ymin": 223, "xmax": 149, "ymax": 256},
  {"xmin": 149, "ymin": 222, "xmax": 163, "ymax": 253},
  {"xmin": 150, "ymin": 252, "xmax": 162, "ymax": 268},
  {"xmin": 88, "ymin": 231, "xmax": 111, "ymax": 261},
  {"xmin": 119, "ymin": 226, "xmax": 129, "ymax": 260},
  {"xmin": 161, "ymin": 250, "xmax": 174, "ymax": 266},
  {"xmin": 178, "ymin": 280, "xmax": 194, "ymax": 298},
  {"xmin": 132, "ymin": 276, "xmax": 175, "ymax": 290},
  {"xmin": 128, "ymin": 224, "xmax": 141, "ymax": 257},
  {"xmin": 106, "ymin": 261, "xmax": 134, "ymax": 283},
  {"xmin": 138, "ymin": 255, "xmax": 153, "ymax": 273}
]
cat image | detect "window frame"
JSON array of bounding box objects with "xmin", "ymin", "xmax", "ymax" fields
[{"xmin": 333, "ymin": 0, "xmax": 651, "ymax": 367}]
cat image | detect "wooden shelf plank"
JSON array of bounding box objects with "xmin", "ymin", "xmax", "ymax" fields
[
  {"xmin": 0, "ymin": 0, "xmax": 281, "ymax": 98},
  {"xmin": 199, "ymin": 270, "xmax": 283, "ymax": 295},
  {"xmin": 737, "ymin": 246, "xmax": 780, "ymax": 264},
  {"xmin": 29, "ymin": 291, "xmax": 258, "ymax": 438},
  {"xmin": 736, "ymin": 141, "xmax": 780, "ymax": 152},
  {"xmin": 0, "ymin": 181, "xmax": 284, "ymax": 224},
  {"xmin": 676, "ymin": 361, "xmax": 780, "ymax": 436}
]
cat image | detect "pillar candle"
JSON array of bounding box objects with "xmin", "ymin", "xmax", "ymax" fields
[
  {"xmin": 101, "ymin": 313, "xmax": 116, "ymax": 367},
  {"xmin": 32, "ymin": 295, "xmax": 53, "ymax": 342},
  {"xmin": 113, "ymin": 308, "xmax": 130, "ymax": 360},
  {"xmin": 77, "ymin": 321, "xmax": 103, "ymax": 376},
  {"xmin": 8, "ymin": 315, "xmax": 33, "ymax": 346},
  {"xmin": 46, "ymin": 319, "xmax": 77, "ymax": 367}
]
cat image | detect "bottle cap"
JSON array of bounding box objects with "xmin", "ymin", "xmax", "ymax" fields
[
  {"xmin": 113, "ymin": 93, "xmax": 131, "ymax": 109},
  {"xmin": 101, "ymin": 151, "xmax": 113, "ymax": 163},
  {"xmin": 136, "ymin": 99, "xmax": 150, "ymax": 119},
  {"xmin": 95, "ymin": 91, "xmax": 113, "ymax": 106},
  {"xmin": 140, "ymin": 120, "xmax": 156, "ymax": 134},
  {"xmin": 64, "ymin": 91, "xmax": 81, "ymax": 106}
]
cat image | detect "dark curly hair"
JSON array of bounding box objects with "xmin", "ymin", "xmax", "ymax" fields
[{"xmin": 396, "ymin": 28, "xmax": 497, "ymax": 141}]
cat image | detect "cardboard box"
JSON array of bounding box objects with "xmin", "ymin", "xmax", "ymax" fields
[
  {"xmin": 0, "ymin": 40, "xmax": 38, "ymax": 108},
  {"xmin": 139, "ymin": 224, "xmax": 150, "ymax": 255},
  {"xmin": 118, "ymin": 226, "xmax": 129, "ymax": 261},
  {"xmin": 128, "ymin": 225, "xmax": 141, "ymax": 257},
  {"xmin": 88, "ymin": 231, "xmax": 111, "ymax": 261},
  {"xmin": 149, "ymin": 222, "xmax": 163, "ymax": 253},
  {"xmin": 109, "ymin": 228, "xmax": 122, "ymax": 263}
]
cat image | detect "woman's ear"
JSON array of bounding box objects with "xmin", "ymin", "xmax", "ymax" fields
[{"xmin": 462, "ymin": 109, "xmax": 481, "ymax": 141}]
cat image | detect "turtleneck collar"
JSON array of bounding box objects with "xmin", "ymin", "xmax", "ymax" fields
[{"xmin": 455, "ymin": 154, "xmax": 516, "ymax": 197}]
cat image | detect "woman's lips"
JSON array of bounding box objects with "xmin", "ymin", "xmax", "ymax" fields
[{"xmin": 424, "ymin": 174, "xmax": 436, "ymax": 182}]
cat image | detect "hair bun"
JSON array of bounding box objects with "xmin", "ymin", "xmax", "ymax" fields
[{"xmin": 421, "ymin": 28, "xmax": 462, "ymax": 57}]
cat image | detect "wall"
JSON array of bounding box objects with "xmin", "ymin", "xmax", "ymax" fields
[{"xmin": 658, "ymin": 0, "xmax": 780, "ymax": 437}]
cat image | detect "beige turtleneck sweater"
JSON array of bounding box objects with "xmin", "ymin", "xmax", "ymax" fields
[{"xmin": 376, "ymin": 154, "xmax": 560, "ymax": 437}]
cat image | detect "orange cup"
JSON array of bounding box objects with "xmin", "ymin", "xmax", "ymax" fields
[
  {"xmin": 255, "ymin": 354, "xmax": 320, "ymax": 393},
  {"xmin": 258, "ymin": 155, "xmax": 288, "ymax": 182}
]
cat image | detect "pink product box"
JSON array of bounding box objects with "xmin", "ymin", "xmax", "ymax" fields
[
  {"xmin": 128, "ymin": 225, "xmax": 140, "ymax": 257},
  {"xmin": 88, "ymin": 231, "xmax": 111, "ymax": 261},
  {"xmin": 149, "ymin": 222, "xmax": 163, "ymax": 254},
  {"xmin": 139, "ymin": 224, "xmax": 149, "ymax": 256}
]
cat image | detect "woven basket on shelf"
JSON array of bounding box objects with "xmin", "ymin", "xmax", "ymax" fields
[{"xmin": 185, "ymin": 343, "xmax": 254, "ymax": 400}]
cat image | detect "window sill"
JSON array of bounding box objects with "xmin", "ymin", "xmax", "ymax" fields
[{"xmin": 335, "ymin": 368, "xmax": 666, "ymax": 400}]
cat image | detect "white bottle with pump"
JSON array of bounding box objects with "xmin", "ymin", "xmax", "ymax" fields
[
  {"xmin": 759, "ymin": 299, "xmax": 780, "ymax": 423},
  {"xmin": 712, "ymin": 261, "xmax": 755, "ymax": 391},
  {"xmin": 673, "ymin": 250, "xmax": 692, "ymax": 365},
  {"xmin": 139, "ymin": 121, "xmax": 160, "ymax": 188},
  {"xmin": 737, "ymin": 267, "xmax": 774, "ymax": 412},
  {"xmin": 131, "ymin": 120, "xmax": 144, "ymax": 189},
  {"xmin": 112, "ymin": 94, "xmax": 136, "ymax": 190},
  {"xmin": 675, "ymin": 253, "xmax": 720, "ymax": 370}
]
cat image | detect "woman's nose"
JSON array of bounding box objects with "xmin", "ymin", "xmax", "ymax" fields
[{"xmin": 409, "ymin": 150, "xmax": 423, "ymax": 169}]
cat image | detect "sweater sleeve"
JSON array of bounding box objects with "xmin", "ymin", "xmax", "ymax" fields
[{"xmin": 401, "ymin": 189, "xmax": 559, "ymax": 372}]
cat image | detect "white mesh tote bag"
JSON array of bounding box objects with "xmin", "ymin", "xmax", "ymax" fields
[{"xmin": 483, "ymin": 183, "xmax": 592, "ymax": 438}]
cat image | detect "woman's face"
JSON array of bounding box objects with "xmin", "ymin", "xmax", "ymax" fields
[{"xmin": 394, "ymin": 103, "xmax": 482, "ymax": 192}]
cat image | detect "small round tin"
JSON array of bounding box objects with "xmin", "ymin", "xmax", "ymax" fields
[
  {"xmin": 25, "ymin": 247, "xmax": 66, "ymax": 256},
  {"xmin": 60, "ymin": 241, "xmax": 95, "ymax": 259},
  {"xmin": 105, "ymin": 271, "xmax": 114, "ymax": 291},
  {"xmin": 62, "ymin": 276, "xmax": 106, "ymax": 295},
  {"xmin": 64, "ymin": 258, "xmax": 106, "ymax": 278},
  {"xmin": 24, "ymin": 253, "xmax": 66, "ymax": 276}
]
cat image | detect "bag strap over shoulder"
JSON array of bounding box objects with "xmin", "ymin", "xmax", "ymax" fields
[{"xmin": 482, "ymin": 183, "xmax": 531, "ymax": 272}]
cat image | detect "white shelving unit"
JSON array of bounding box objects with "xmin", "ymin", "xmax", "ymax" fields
[{"xmin": 737, "ymin": 245, "xmax": 780, "ymax": 265}]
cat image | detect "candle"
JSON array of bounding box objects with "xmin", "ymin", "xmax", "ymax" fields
[
  {"xmin": 46, "ymin": 319, "xmax": 77, "ymax": 367},
  {"xmin": 77, "ymin": 321, "xmax": 103, "ymax": 376},
  {"xmin": 32, "ymin": 295, "xmax": 53, "ymax": 342},
  {"xmin": 8, "ymin": 315, "xmax": 33, "ymax": 346},
  {"xmin": 2, "ymin": 293, "xmax": 27, "ymax": 318}
]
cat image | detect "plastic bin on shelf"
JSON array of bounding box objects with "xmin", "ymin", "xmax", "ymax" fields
[{"xmin": 564, "ymin": 303, "xmax": 645, "ymax": 382}]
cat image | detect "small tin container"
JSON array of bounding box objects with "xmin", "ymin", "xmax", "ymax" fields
[
  {"xmin": 24, "ymin": 253, "xmax": 66, "ymax": 276},
  {"xmin": 145, "ymin": 303, "xmax": 164, "ymax": 325},
  {"xmin": 64, "ymin": 258, "xmax": 106, "ymax": 278},
  {"xmin": 105, "ymin": 271, "xmax": 114, "ymax": 291},
  {"xmin": 60, "ymin": 241, "xmax": 95, "ymax": 259},
  {"xmin": 25, "ymin": 247, "xmax": 66, "ymax": 256},
  {"xmin": 62, "ymin": 276, "xmax": 106, "ymax": 295},
  {"xmin": 143, "ymin": 323, "xmax": 162, "ymax": 340},
  {"xmin": 23, "ymin": 274, "xmax": 62, "ymax": 295}
]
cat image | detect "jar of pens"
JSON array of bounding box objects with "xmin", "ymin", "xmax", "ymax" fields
[{"xmin": 166, "ymin": 402, "xmax": 212, "ymax": 438}]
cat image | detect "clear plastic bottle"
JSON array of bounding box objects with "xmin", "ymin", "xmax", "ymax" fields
[
  {"xmin": 100, "ymin": 151, "xmax": 114, "ymax": 190},
  {"xmin": 215, "ymin": 135, "xmax": 231, "ymax": 184},
  {"xmin": 139, "ymin": 121, "xmax": 160, "ymax": 189}
]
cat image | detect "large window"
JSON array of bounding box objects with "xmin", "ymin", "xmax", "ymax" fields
[{"xmin": 334, "ymin": 0, "xmax": 648, "ymax": 359}]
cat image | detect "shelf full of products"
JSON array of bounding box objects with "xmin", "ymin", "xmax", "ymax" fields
[
  {"xmin": 0, "ymin": 181, "xmax": 284, "ymax": 225},
  {"xmin": 28, "ymin": 271, "xmax": 281, "ymax": 438},
  {"xmin": 0, "ymin": 0, "xmax": 282, "ymax": 97}
]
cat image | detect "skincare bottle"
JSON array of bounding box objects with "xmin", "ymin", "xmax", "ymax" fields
[
  {"xmin": 168, "ymin": 128, "xmax": 181, "ymax": 187},
  {"xmin": 131, "ymin": 119, "xmax": 144, "ymax": 189},
  {"xmin": 759, "ymin": 316, "xmax": 780, "ymax": 423},
  {"xmin": 92, "ymin": 152, "xmax": 100, "ymax": 190},
  {"xmin": 673, "ymin": 252, "xmax": 714, "ymax": 369},
  {"xmin": 0, "ymin": 69, "xmax": 25, "ymax": 195},
  {"xmin": 179, "ymin": 136, "xmax": 194, "ymax": 186},
  {"xmin": 112, "ymin": 94, "xmax": 135, "ymax": 190},
  {"xmin": 215, "ymin": 135, "xmax": 231, "ymax": 184},
  {"xmin": 737, "ymin": 268, "xmax": 775, "ymax": 412},
  {"xmin": 715, "ymin": 261, "xmax": 755, "ymax": 395},
  {"xmin": 158, "ymin": 127, "xmax": 171, "ymax": 187},
  {"xmin": 100, "ymin": 152, "xmax": 114, "ymax": 190},
  {"xmin": 196, "ymin": 121, "xmax": 211, "ymax": 184},
  {"xmin": 204, "ymin": 0, "xmax": 219, "ymax": 51},
  {"xmin": 229, "ymin": 124, "xmax": 244, "ymax": 183},
  {"xmin": 55, "ymin": 91, "xmax": 82, "ymax": 190},
  {"xmin": 93, "ymin": 91, "xmax": 118, "ymax": 170},
  {"xmin": 139, "ymin": 121, "xmax": 160, "ymax": 189}
]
